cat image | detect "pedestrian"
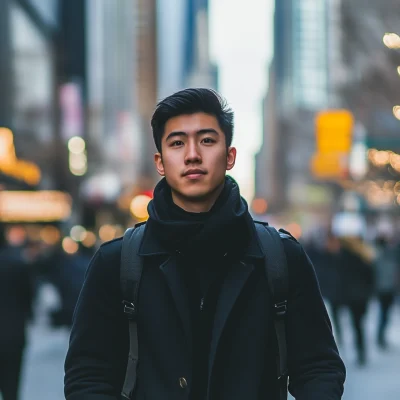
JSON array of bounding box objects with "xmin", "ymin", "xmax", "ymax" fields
[
  {"xmin": 0, "ymin": 227, "xmax": 35, "ymax": 400},
  {"xmin": 340, "ymin": 236, "xmax": 374, "ymax": 366},
  {"xmin": 47, "ymin": 244, "xmax": 90, "ymax": 328},
  {"xmin": 374, "ymin": 235, "xmax": 399, "ymax": 349},
  {"xmin": 64, "ymin": 88, "xmax": 345, "ymax": 399},
  {"xmin": 314, "ymin": 232, "xmax": 345, "ymax": 346}
]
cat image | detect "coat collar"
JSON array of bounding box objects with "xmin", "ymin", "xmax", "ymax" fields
[{"xmin": 137, "ymin": 219, "xmax": 265, "ymax": 259}]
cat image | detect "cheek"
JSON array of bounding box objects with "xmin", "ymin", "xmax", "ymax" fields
[
  {"xmin": 210, "ymin": 150, "xmax": 229, "ymax": 170},
  {"xmin": 161, "ymin": 155, "xmax": 181, "ymax": 177}
]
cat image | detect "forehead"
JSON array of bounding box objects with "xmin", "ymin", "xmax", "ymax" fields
[{"xmin": 163, "ymin": 112, "xmax": 221, "ymax": 136}]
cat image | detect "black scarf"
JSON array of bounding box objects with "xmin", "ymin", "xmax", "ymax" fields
[{"xmin": 146, "ymin": 176, "xmax": 252, "ymax": 261}]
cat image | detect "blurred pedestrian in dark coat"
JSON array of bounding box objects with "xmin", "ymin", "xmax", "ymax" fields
[
  {"xmin": 314, "ymin": 233, "xmax": 345, "ymax": 345},
  {"xmin": 0, "ymin": 228, "xmax": 34, "ymax": 400},
  {"xmin": 340, "ymin": 236, "xmax": 374, "ymax": 366},
  {"xmin": 374, "ymin": 235, "xmax": 399, "ymax": 349},
  {"xmin": 48, "ymin": 245, "xmax": 90, "ymax": 328}
]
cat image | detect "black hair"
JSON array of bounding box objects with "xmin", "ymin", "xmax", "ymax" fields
[{"xmin": 151, "ymin": 88, "xmax": 234, "ymax": 152}]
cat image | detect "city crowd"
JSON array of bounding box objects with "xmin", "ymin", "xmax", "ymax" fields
[
  {"xmin": 305, "ymin": 229, "xmax": 400, "ymax": 366},
  {"xmin": 1, "ymin": 220, "xmax": 399, "ymax": 398},
  {"xmin": 0, "ymin": 224, "xmax": 92, "ymax": 400}
]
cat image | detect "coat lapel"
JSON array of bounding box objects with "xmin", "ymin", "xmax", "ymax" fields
[
  {"xmin": 159, "ymin": 256, "xmax": 192, "ymax": 359},
  {"xmin": 207, "ymin": 260, "xmax": 255, "ymax": 392}
]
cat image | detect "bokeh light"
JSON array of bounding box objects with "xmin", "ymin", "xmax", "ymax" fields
[
  {"xmin": 130, "ymin": 195, "xmax": 152, "ymax": 220},
  {"xmin": 68, "ymin": 137, "xmax": 86, "ymax": 154},
  {"xmin": 62, "ymin": 237, "xmax": 79, "ymax": 254},
  {"xmin": 99, "ymin": 224, "xmax": 117, "ymax": 242}
]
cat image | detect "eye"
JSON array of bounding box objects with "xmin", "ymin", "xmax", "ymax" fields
[
  {"xmin": 171, "ymin": 140, "xmax": 184, "ymax": 147},
  {"xmin": 202, "ymin": 137, "xmax": 216, "ymax": 144}
]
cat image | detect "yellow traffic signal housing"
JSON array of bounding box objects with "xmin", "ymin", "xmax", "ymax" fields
[
  {"xmin": 315, "ymin": 110, "xmax": 354, "ymax": 153},
  {"xmin": 311, "ymin": 110, "xmax": 354, "ymax": 179}
]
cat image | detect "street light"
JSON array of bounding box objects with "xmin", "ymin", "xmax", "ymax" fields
[
  {"xmin": 393, "ymin": 105, "xmax": 400, "ymax": 120},
  {"xmin": 68, "ymin": 136, "xmax": 86, "ymax": 153},
  {"xmin": 383, "ymin": 33, "xmax": 400, "ymax": 49},
  {"xmin": 68, "ymin": 136, "xmax": 87, "ymax": 176}
]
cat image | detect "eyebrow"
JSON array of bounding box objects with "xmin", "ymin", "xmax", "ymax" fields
[{"xmin": 165, "ymin": 128, "xmax": 219, "ymax": 141}]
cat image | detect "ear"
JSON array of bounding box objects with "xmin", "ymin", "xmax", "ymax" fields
[
  {"xmin": 226, "ymin": 147, "xmax": 237, "ymax": 171},
  {"xmin": 154, "ymin": 153, "xmax": 165, "ymax": 176}
]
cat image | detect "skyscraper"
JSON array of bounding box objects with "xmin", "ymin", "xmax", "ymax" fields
[
  {"xmin": 256, "ymin": 0, "xmax": 332, "ymax": 214},
  {"xmin": 274, "ymin": 0, "xmax": 329, "ymax": 112}
]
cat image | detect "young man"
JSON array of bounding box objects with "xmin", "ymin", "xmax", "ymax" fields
[{"xmin": 64, "ymin": 88, "xmax": 345, "ymax": 400}]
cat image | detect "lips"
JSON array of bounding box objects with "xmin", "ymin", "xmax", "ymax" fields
[{"xmin": 183, "ymin": 169, "xmax": 207, "ymax": 178}]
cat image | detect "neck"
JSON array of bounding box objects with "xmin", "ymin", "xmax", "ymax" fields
[{"xmin": 171, "ymin": 182, "xmax": 225, "ymax": 213}]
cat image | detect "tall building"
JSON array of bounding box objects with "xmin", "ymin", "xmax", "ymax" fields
[
  {"xmin": 291, "ymin": 0, "xmax": 329, "ymax": 109},
  {"xmin": 157, "ymin": 0, "xmax": 189, "ymax": 99},
  {"xmin": 256, "ymin": 0, "xmax": 334, "ymax": 216},
  {"xmin": 157, "ymin": 0, "xmax": 218, "ymax": 97},
  {"xmin": 186, "ymin": 0, "xmax": 218, "ymax": 88},
  {"xmin": 0, "ymin": 0, "xmax": 85, "ymax": 193},
  {"xmin": 273, "ymin": 0, "xmax": 329, "ymax": 112},
  {"xmin": 255, "ymin": 63, "xmax": 284, "ymax": 211},
  {"xmin": 83, "ymin": 0, "xmax": 144, "ymax": 229}
]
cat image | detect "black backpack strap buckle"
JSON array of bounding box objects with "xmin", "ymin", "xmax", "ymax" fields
[
  {"xmin": 122, "ymin": 300, "xmax": 137, "ymax": 320},
  {"xmin": 274, "ymin": 300, "xmax": 287, "ymax": 319}
]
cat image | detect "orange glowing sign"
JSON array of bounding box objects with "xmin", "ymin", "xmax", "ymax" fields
[
  {"xmin": 0, "ymin": 128, "xmax": 41, "ymax": 185},
  {"xmin": 0, "ymin": 191, "xmax": 72, "ymax": 222}
]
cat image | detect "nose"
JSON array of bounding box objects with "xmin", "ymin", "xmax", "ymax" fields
[{"xmin": 184, "ymin": 140, "xmax": 202, "ymax": 164}]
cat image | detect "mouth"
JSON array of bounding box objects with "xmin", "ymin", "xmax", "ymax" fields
[{"xmin": 183, "ymin": 169, "xmax": 207, "ymax": 179}]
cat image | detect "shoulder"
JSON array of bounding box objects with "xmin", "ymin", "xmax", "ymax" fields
[
  {"xmin": 98, "ymin": 236, "xmax": 123, "ymax": 261},
  {"xmin": 279, "ymin": 230, "xmax": 303, "ymax": 258},
  {"xmin": 84, "ymin": 237, "xmax": 123, "ymax": 281},
  {"xmin": 254, "ymin": 221, "xmax": 302, "ymax": 255},
  {"xmin": 257, "ymin": 222, "xmax": 314, "ymax": 277}
]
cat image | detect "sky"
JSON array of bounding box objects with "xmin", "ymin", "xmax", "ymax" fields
[{"xmin": 209, "ymin": 0, "xmax": 275, "ymax": 201}]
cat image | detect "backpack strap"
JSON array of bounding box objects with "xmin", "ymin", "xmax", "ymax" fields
[
  {"xmin": 255, "ymin": 222, "xmax": 290, "ymax": 400},
  {"xmin": 120, "ymin": 223, "xmax": 146, "ymax": 400}
]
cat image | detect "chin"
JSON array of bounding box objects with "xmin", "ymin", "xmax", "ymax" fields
[{"xmin": 179, "ymin": 186, "xmax": 211, "ymax": 200}]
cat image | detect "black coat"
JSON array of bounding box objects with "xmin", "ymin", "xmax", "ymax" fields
[
  {"xmin": 64, "ymin": 224, "xmax": 345, "ymax": 400},
  {"xmin": 312, "ymin": 250, "xmax": 345, "ymax": 306},
  {"xmin": 0, "ymin": 246, "xmax": 34, "ymax": 348},
  {"xmin": 340, "ymin": 246, "xmax": 374, "ymax": 306}
]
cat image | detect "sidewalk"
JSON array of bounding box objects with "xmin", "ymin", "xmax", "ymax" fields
[
  {"xmin": 340, "ymin": 300, "xmax": 400, "ymax": 400},
  {"xmin": 20, "ymin": 325, "xmax": 69, "ymax": 400},
  {"xmin": 289, "ymin": 300, "xmax": 400, "ymax": 400},
  {"xmin": 19, "ymin": 292, "xmax": 400, "ymax": 399}
]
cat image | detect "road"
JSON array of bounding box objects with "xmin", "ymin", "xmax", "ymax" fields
[{"xmin": 18, "ymin": 297, "xmax": 400, "ymax": 400}]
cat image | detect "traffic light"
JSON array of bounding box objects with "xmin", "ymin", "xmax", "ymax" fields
[{"xmin": 311, "ymin": 110, "xmax": 354, "ymax": 179}]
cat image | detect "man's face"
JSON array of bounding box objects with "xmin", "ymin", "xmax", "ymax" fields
[{"xmin": 154, "ymin": 112, "xmax": 236, "ymax": 208}]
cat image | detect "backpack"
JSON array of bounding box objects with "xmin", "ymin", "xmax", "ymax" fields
[{"xmin": 120, "ymin": 221, "xmax": 291, "ymax": 400}]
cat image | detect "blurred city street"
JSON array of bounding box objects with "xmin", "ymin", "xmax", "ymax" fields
[
  {"xmin": 287, "ymin": 300, "xmax": 400, "ymax": 400},
  {"xmin": 2, "ymin": 0, "xmax": 400, "ymax": 399},
  {"xmin": 21, "ymin": 325, "xmax": 69, "ymax": 400},
  {"xmin": 18, "ymin": 290, "xmax": 400, "ymax": 400},
  {"xmin": 340, "ymin": 301, "xmax": 400, "ymax": 400}
]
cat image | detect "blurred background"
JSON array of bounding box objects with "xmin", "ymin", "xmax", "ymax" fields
[{"xmin": 1, "ymin": 0, "xmax": 400, "ymax": 399}]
